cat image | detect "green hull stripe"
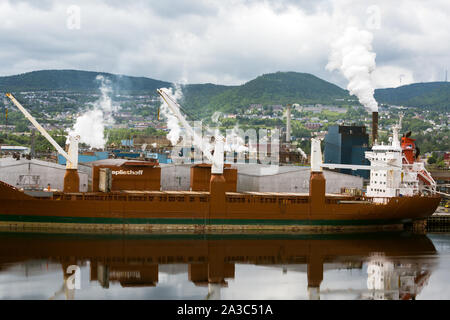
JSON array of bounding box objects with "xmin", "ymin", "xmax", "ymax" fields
[{"xmin": 0, "ymin": 214, "xmax": 408, "ymax": 226}]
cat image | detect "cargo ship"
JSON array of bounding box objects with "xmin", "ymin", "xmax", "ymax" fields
[{"xmin": 0, "ymin": 92, "xmax": 441, "ymax": 232}]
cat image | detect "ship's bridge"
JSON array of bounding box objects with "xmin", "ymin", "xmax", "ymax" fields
[{"xmin": 365, "ymin": 136, "xmax": 427, "ymax": 200}]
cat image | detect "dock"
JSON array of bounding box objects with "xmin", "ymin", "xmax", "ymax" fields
[{"xmin": 427, "ymin": 209, "xmax": 450, "ymax": 232}]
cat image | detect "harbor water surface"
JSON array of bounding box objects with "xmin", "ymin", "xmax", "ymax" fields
[{"xmin": 0, "ymin": 231, "xmax": 450, "ymax": 300}]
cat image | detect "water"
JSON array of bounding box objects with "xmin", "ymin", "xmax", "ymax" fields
[{"xmin": 0, "ymin": 231, "xmax": 449, "ymax": 300}]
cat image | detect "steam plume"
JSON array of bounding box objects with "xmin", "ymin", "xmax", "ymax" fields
[
  {"xmin": 67, "ymin": 75, "xmax": 116, "ymax": 149},
  {"xmin": 326, "ymin": 26, "xmax": 378, "ymax": 112}
]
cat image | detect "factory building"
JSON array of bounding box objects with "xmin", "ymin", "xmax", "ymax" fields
[
  {"xmin": 324, "ymin": 125, "xmax": 370, "ymax": 179},
  {"xmin": 0, "ymin": 156, "xmax": 362, "ymax": 194},
  {"xmin": 0, "ymin": 146, "xmax": 30, "ymax": 155},
  {"xmin": 58, "ymin": 151, "xmax": 109, "ymax": 165},
  {"xmin": 0, "ymin": 157, "xmax": 88, "ymax": 192},
  {"xmin": 158, "ymin": 163, "xmax": 362, "ymax": 194},
  {"xmin": 234, "ymin": 164, "xmax": 363, "ymax": 193}
]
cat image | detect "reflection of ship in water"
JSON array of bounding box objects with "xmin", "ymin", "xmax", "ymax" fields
[
  {"xmin": 365, "ymin": 253, "xmax": 432, "ymax": 300},
  {"xmin": 0, "ymin": 231, "xmax": 437, "ymax": 300}
]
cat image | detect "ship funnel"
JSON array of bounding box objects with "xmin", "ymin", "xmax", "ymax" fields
[{"xmin": 372, "ymin": 112, "xmax": 378, "ymax": 145}]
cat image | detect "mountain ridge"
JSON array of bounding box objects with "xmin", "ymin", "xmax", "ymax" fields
[{"xmin": 0, "ymin": 69, "xmax": 448, "ymax": 112}]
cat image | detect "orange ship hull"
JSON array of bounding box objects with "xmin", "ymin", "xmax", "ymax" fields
[{"xmin": 0, "ymin": 179, "xmax": 440, "ymax": 232}]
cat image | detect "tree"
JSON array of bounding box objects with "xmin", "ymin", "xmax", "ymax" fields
[{"xmin": 15, "ymin": 122, "xmax": 29, "ymax": 132}]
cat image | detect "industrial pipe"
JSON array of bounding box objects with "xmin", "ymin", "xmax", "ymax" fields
[{"xmin": 372, "ymin": 112, "xmax": 378, "ymax": 145}]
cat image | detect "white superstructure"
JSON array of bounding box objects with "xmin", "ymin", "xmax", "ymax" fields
[
  {"xmin": 366, "ymin": 253, "xmax": 431, "ymax": 300},
  {"xmin": 365, "ymin": 115, "xmax": 435, "ymax": 201},
  {"xmin": 315, "ymin": 114, "xmax": 437, "ymax": 201}
]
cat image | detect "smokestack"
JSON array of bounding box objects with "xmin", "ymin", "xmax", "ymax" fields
[
  {"xmin": 372, "ymin": 112, "xmax": 378, "ymax": 145},
  {"xmin": 286, "ymin": 105, "xmax": 291, "ymax": 143}
]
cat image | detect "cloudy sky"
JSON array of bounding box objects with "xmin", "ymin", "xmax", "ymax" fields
[{"xmin": 0, "ymin": 0, "xmax": 448, "ymax": 88}]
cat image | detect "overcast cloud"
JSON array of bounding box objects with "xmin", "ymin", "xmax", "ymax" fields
[{"xmin": 0, "ymin": 0, "xmax": 448, "ymax": 88}]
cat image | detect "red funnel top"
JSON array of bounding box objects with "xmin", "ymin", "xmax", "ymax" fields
[{"xmin": 401, "ymin": 136, "xmax": 416, "ymax": 164}]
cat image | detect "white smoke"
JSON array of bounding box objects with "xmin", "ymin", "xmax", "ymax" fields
[
  {"xmin": 159, "ymin": 86, "xmax": 217, "ymax": 163},
  {"xmin": 326, "ymin": 26, "xmax": 378, "ymax": 112},
  {"xmin": 159, "ymin": 86, "xmax": 183, "ymax": 146},
  {"xmin": 159, "ymin": 86, "xmax": 249, "ymax": 164},
  {"xmin": 67, "ymin": 75, "xmax": 116, "ymax": 149}
]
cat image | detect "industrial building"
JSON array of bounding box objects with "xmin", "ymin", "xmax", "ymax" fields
[
  {"xmin": 0, "ymin": 157, "xmax": 88, "ymax": 192},
  {"xmin": 0, "ymin": 156, "xmax": 362, "ymax": 194},
  {"xmin": 234, "ymin": 164, "xmax": 363, "ymax": 193},
  {"xmin": 158, "ymin": 163, "xmax": 362, "ymax": 194},
  {"xmin": 324, "ymin": 125, "xmax": 370, "ymax": 179},
  {"xmin": 58, "ymin": 151, "xmax": 109, "ymax": 165},
  {"xmin": 0, "ymin": 146, "xmax": 30, "ymax": 155}
]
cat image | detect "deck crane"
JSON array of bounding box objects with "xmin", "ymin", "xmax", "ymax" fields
[
  {"xmin": 5, "ymin": 93, "xmax": 80, "ymax": 192},
  {"xmin": 157, "ymin": 88, "xmax": 224, "ymax": 174},
  {"xmin": 157, "ymin": 88, "xmax": 227, "ymax": 215}
]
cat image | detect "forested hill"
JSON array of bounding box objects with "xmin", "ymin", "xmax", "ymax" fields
[
  {"xmin": 374, "ymin": 82, "xmax": 450, "ymax": 111},
  {"xmin": 0, "ymin": 70, "xmax": 171, "ymax": 92},
  {"xmin": 182, "ymin": 72, "xmax": 350, "ymax": 115},
  {"xmin": 0, "ymin": 70, "xmax": 352, "ymax": 116},
  {"xmin": 1, "ymin": 69, "xmax": 448, "ymax": 113}
]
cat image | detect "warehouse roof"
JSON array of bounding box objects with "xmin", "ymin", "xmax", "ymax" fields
[
  {"xmin": 82, "ymin": 158, "xmax": 158, "ymax": 167},
  {"xmin": 0, "ymin": 157, "xmax": 67, "ymax": 170},
  {"xmin": 234, "ymin": 164, "xmax": 310, "ymax": 176},
  {"xmin": 1, "ymin": 146, "xmax": 30, "ymax": 151}
]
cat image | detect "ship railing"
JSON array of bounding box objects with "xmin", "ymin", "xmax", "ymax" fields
[
  {"xmin": 225, "ymin": 193, "xmax": 310, "ymax": 205},
  {"xmin": 50, "ymin": 191, "xmax": 210, "ymax": 203}
]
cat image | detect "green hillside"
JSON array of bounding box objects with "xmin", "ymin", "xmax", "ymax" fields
[
  {"xmin": 0, "ymin": 69, "xmax": 171, "ymax": 93},
  {"xmin": 182, "ymin": 72, "xmax": 349, "ymax": 115},
  {"xmin": 181, "ymin": 83, "xmax": 232, "ymax": 117},
  {"xmin": 374, "ymin": 82, "xmax": 450, "ymax": 111},
  {"xmin": 0, "ymin": 70, "xmax": 352, "ymax": 118},
  {"xmin": 1, "ymin": 70, "xmax": 448, "ymax": 116}
]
